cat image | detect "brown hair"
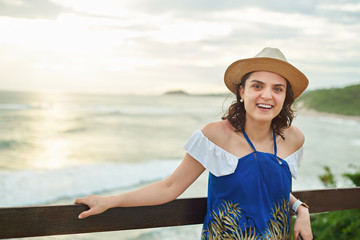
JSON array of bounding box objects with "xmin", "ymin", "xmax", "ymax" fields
[{"xmin": 222, "ymin": 72, "xmax": 295, "ymax": 139}]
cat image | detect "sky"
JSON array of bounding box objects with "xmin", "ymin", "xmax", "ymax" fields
[{"xmin": 0, "ymin": 0, "xmax": 359, "ymax": 94}]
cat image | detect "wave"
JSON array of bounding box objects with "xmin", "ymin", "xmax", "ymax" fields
[
  {"xmin": 0, "ymin": 139, "xmax": 32, "ymax": 150},
  {"xmin": 0, "ymin": 104, "xmax": 34, "ymax": 110},
  {"xmin": 0, "ymin": 140, "xmax": 19, "ymax": 150},
  {"xmin": 351, "ymin": 139, "xmax": 360, "ymax": 146},
  {"xmin": 0, "ymin": 103, "xmax": 218, "ymax": 116},
  {"xmin": 317, "ymin": 116, "xmax": 359, "ymax": 126},
  {"xmin": 62, "ymin": 127, "xmax": 88, "ymax": 133},
  {"xmin": 0, "ymin": 160, "xmax": 180, "ymax": 207}
]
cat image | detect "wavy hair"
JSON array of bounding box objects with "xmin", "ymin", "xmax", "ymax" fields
[{"xmin": 222, "ymin": 72, "xmax": 295, "ymax": 139}]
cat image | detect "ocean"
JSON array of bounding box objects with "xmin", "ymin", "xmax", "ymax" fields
[{"xmin": 0, "ymin": 91, "xmax": 359, "ymax": 239}]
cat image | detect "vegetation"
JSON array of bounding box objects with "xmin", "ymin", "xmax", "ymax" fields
[
  {"xmin": 297, "ymin": 84, "xmax": 360, "ymax": 116},
  {"xmin": 163, "ymin": 90, "xmax": 189, "ymax": 95},
  {"xmin": 310, "ymin": 165, "xmax": 360, "ymax": 239},
  {"xmin": 163, "ymin": 89, "xmax": 227, "ymax": 97}
]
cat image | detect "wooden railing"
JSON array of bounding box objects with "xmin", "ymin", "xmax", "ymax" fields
[{"xmin": 0, "ymin": 187, "xmax": 359, "ymax": 239}]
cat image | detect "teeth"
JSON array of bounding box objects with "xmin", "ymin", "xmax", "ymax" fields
[{"xmin": 257, "ymin": 104, "xmax": 272, "ymax": 109}]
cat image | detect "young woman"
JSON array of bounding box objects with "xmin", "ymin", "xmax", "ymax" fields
[{"xmin": 75, "ymin": 47, "xmax": 313, "ymax": 239}]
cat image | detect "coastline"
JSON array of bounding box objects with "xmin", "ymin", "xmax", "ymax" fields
[{"xmin": 296, "ymin": 108, "xmax": 360, "ymax": 123}]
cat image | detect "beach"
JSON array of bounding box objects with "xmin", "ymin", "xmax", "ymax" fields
[
  {"xmin": 297, "ymin": 107, "xmax": 360, "ymax": 123},
  {"xmin": 0, "ymin": 91, "xmax": 359, "ymax": 239}
]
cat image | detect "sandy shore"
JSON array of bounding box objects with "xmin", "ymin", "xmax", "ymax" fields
[{"xmin": 296, "ymin": 108, "xmax": 360, "ymax": 123}]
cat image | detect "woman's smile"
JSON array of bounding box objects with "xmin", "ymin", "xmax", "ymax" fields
[{"xmin": 256, "ymin": 103, "xmax": 273, "ymax": 110}]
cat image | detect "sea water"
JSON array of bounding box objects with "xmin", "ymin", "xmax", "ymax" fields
[{"xmin": 0, "ymin": 91, "xmax": 359, "ymax": 239}]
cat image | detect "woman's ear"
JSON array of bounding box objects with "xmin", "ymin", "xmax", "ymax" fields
[{"xmin": 239, "ymin": 85, "xmax": 245, "ymax": 100}]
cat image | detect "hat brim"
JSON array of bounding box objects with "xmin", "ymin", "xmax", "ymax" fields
[{"xmin": 224, "ymin": 57, "xmax": 308, "ymax": 99}]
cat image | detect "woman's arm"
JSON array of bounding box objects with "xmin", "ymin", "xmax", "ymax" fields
[
  {"xmin": 74, "ymin": 153, "xmax": 205, "ymax": 219},
  {"xmin": 290, "ymin": 193, "xmax": 313, "ymax": 240}
]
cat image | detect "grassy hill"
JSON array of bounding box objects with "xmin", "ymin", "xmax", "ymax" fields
[{"xmin": 297, "ymin": 84, "xmax": 360, "ymax": 116}]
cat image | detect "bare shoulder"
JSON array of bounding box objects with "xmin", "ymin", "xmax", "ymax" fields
[
  {"xmin": 202, "ymin": 120, "xmax": 233, "ymax": 144},
  {"xmin": 283, "ymin": 125, "xmax": 305, "ymax": 151}
]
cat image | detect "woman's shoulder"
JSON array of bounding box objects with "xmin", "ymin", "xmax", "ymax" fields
[
  {"xmin": 201, "ymin": 120, "xmax": 234, "ymax": 144},
  {"xmin": 184, "ymin": 120, "xmax": 240, "ymax": 177},
  {"xmin": 282, "ymin": 125, "xmax": 305, "ymax": 151}
]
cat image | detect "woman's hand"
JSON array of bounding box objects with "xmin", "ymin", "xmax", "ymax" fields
[
  {"xmin": 293, "ymin": 206, "xmax": 313, "ymax": 240},
  {"xmin": 74, "ymin": 195, "xmax": 112, "ymax": 219}
]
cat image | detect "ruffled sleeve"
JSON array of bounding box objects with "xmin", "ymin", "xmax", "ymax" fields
[
  {"xmin": 284, "ymin": 146, "xmax": 303, "ymax": 180},
  {"xmin": 183, "ymin": 129, "xmax": 239, "ymax": 177}
]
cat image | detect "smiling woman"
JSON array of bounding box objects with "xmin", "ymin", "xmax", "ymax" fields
[{"xmin": 74, "ymin": 47, "xmax": 313, "ymax": 240}]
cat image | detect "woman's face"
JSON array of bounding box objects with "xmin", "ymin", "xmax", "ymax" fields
[{"xmin": 240, "ymin": 71, "xmax": 287, "ymax": 124}]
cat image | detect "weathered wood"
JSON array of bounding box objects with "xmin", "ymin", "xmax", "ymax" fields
[
  {"xmin": 0, "ymin": 198, "xmax": 207, "ymax": 239},
  {"xmin": 0, "ymin": 187, "xmax": 359, "ymax": 239},
  {"xmin": 292, "ymin": 187, "xmax": 360, "ymax": 213}
]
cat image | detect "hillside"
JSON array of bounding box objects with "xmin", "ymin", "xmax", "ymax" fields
[
  {"xmin": 163, "ymin": 90, "xmax": 189, "ymax": 95},
  {"xmin": 297, "ymin": 84, "xmax": 360, "ymax": 116}
]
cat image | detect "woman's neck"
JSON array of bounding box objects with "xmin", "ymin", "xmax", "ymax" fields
[{"xmin": 244, "ymin": 119, "xmax": 273, "ymax": 142}]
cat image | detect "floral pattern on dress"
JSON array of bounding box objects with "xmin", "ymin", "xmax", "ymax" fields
[{"xmin": 201, "ymin": 198, "xmax": 290, "ymax": 240}]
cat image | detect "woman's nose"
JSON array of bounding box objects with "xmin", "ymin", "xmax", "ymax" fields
[{"xmin": 261, "ymin": 88, "xmax": 272, "ymax": 100}]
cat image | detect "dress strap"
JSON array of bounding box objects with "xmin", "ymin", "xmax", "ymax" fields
[
  {"xmin": 243, "ymin": 130, "xmax": 278, "ymax": 156},
  {"xmin": 273, "ymin": 130, "xmax": 278, "ymax": 157},
  {"xmin": 242, "ymin": 130, "xmax": 257, "ymax": 152}
]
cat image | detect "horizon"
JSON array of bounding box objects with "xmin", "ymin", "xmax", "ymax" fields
[{"xmin": 1, "ymin": 81, "xmax": 359, "ymax": 97}]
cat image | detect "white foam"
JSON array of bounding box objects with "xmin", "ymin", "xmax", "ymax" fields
[
  {"xmin": 0, "ymin": 104, "xmax": 32, "ymax": 110},
  {"xmin": 351, "ymin": 139, "xmax": 360, "ymax": 146},
  {"xmin": 317, "ymin": 115, "xmax": 359, "ymax": 126},
  {"xmin": 0, "ymin": 102, "xmax": 217, "ymax": 116},
  {"xmin": 0, "ymin": 160, "xmax": 180, "ymax": 207}
]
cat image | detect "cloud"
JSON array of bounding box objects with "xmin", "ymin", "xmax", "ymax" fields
[
  {"xmin": 316, "ymin": 2, "xmax": 360, "ymax": 24},
  {"xmin": 318, "ymin": 2, "xmax": 360, "ymax": 12},
  {"xmin": 0, "ymin": 0, "xmax": 359, "ymax": 93},
  {"xmin": 125, "ymin": 0, "xmax": 316, "ymax": 15},
  {"xmin": 0, "ymin": 0, "xmax": 63, "ymax": 19}
]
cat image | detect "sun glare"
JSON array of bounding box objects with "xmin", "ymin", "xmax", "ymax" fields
[
  {"xmin": 32, "ymin": 139, "xmax": 70, "ymax": 169},
  {"xmin": 28, "ymin": 94, "xmax": 74, "ymax": 169}
]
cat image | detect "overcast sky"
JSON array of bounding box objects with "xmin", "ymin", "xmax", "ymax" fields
[{"xmin": 0, "ymin": 0, "xmax": 359, "ymax": 94}]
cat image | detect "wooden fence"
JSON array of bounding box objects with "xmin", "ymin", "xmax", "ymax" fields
[{"xmin": 0, "ymin": 187, "xmax": 359, "ymax": 239}]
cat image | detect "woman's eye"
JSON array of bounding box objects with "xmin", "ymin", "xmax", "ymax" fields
[
  {"xmin": 274, "ymin": 87, "xmax": 284, "ymax": 92},
  {"xmin": 253, "ymin": 84, "xmax": 261, "ymax": 89}
]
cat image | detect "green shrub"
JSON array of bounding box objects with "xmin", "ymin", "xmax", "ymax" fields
[
  {"xmin": 310, "ymin": 165, "xmax": 360, "ymax": 239},
  {"xmin": 298, "ymin": 84, "xmax": 360, "ymax": 116}
]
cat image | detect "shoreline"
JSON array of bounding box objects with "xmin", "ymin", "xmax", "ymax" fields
[{"xmin": 296, "ymin": 108, "xmax": 360, "ymax": 123}]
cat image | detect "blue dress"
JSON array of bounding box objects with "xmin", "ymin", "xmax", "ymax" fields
[{"xmin": 184, "ymin": 129, "xmax": 303, "ymax": 239}]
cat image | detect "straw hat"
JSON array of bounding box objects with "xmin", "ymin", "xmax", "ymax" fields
[{"xmin": 224, "ymin": 47, "xmax": 308, "ymax": 99}]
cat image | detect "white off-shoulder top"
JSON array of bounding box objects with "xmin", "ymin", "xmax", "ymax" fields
[{"xmin": 184, "ymin": 129, "xmax": 303, "ymax": 179}]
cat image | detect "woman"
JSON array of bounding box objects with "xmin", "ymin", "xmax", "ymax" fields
[{"xmin": 75, "ymin": 47, "xmax": 313, "ymax": 239}]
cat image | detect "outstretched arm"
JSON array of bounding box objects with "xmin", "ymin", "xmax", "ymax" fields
[
  {"xmin": 74, "ymin": 153, "xmax": 205, "ymax": 219},
  {"xmin": 290, "ymin": 193, "xmax": 313, "ymax": 240}
]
